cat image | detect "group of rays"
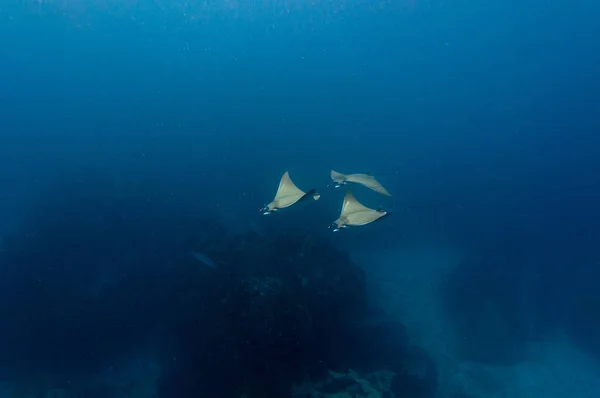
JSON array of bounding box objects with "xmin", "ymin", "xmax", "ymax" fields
[{"xmin": 261, "ymin": 170, "xmax": 392, "ymax": 232}]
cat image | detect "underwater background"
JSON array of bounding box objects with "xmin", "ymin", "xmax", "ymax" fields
[{"xmin": 1, "ymin": 0, "xmax": 600, "ymax": 397}]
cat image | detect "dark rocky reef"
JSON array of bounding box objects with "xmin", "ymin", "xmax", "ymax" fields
[
  {"xmin": 0, "ymin": 172, "xmax": 437, "ymax": 397},
  {"xmin": 157, "ymin": 230, "xmax": 366, "ymax": 397},
  {"xmin": 157, "ymin": 228, "xmax": 436, "ymax": 398}
]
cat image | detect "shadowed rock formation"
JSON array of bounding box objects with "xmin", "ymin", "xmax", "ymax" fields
[{"xmin": 0, "ymin": 171, "xmax": 437, "ymax": 398}]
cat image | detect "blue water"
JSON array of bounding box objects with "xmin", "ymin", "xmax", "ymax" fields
[{"xmin": 1, "ymin": 1, "xmax": 599, "ymax": 397}]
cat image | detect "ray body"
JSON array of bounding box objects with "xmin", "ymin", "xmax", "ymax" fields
[
  {"xmin": 330, "ymin": 189, "xmax": 391, "ymax": 231},
  {"xmin": 330, "ymin": 170, "xmax": 391, "ymax": 196},
  {"xmin": 262, "ymin": 171, "xmax": 320, "ymax": 215}
]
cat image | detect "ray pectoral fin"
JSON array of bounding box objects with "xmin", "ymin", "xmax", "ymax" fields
[
  {"xmin": 346, "ymin": 173, "xmax": 392, "ymax": 196},
  {"xmin": 379, "ymin": 186, "xmax": 392, "ymax": 196},
  {"xmin": 331, "ymin": 169, "xmax": 346, "ymax": 184},
  {"xmin": 275, "ymin": 172, "xmax": 306, "ymax": 201}
]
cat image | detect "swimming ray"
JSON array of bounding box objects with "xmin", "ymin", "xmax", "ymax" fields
[
  {"xmin": 330, "ymin": 189, "xmax": 391, "ymax": 231},
  {"xmin": 330, "ymin": 169, "xmax": 392, "ymax": 196},
  {"xmin": 261, "ymin": 171, "xmax": 320, "ymax": 215}
]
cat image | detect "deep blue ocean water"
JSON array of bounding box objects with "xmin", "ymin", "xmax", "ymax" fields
[{"xmin": 1, "ymin": 1, "xmax": 600, "ymax": 397}]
